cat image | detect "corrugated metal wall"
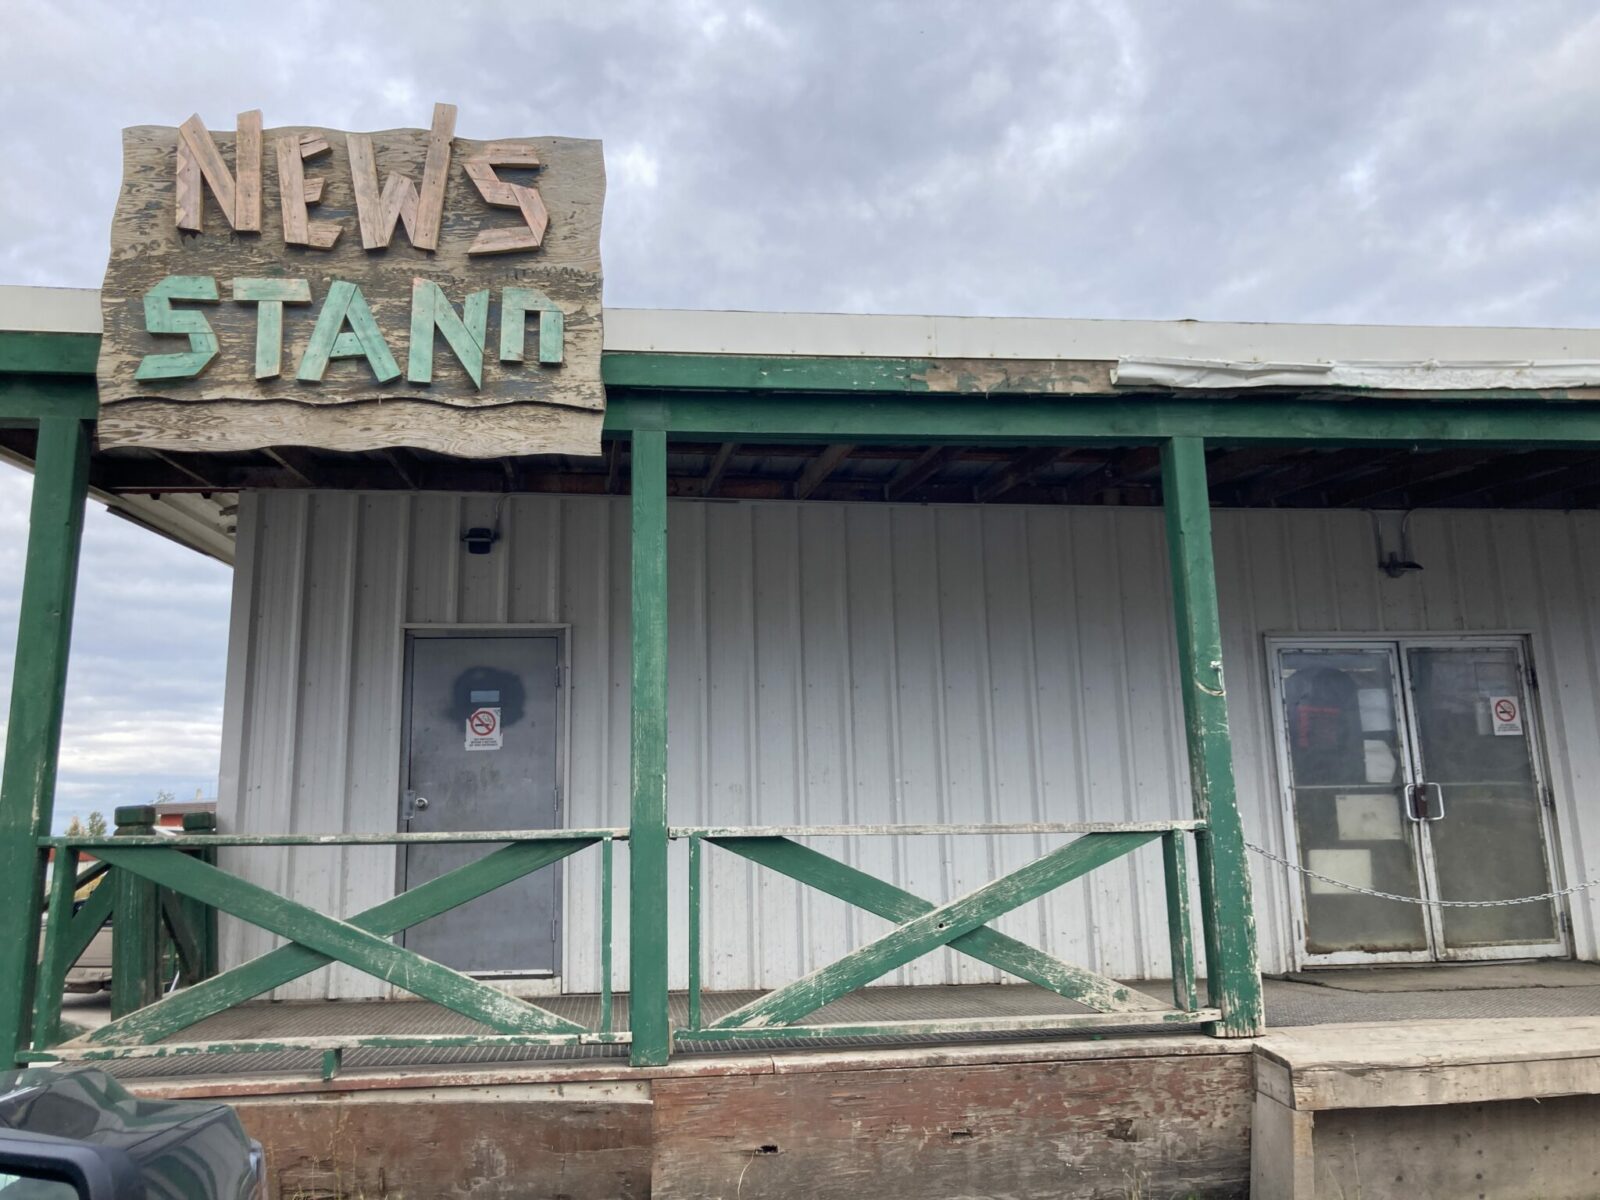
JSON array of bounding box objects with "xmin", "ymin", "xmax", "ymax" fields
[{"xmin": 218, "ymin": 494, "xmax": 1600, "ymax": 1000}]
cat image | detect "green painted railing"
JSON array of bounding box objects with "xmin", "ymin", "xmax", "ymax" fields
[
  {"xmin": 25, "ymin": 827, "xmax": 627, "ymax": 1070},
  {"xmin": 677, "ymin": 821, "xmax": 1216, "ymax": 1043}
]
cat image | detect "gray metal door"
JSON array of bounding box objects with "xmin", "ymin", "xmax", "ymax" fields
[{"xmin": 400, "ymin": 633, "xmax": 561, "ymax": 975}]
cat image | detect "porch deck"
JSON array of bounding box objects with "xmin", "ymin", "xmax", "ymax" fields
[{"xmin": 62, "ymin": 962, "xmax": 1600, "ymax": 1084}]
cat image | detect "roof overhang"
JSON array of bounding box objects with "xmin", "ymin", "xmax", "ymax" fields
[{"xmin": 7, "ymin": 285, "xmax": 1600, "ymax": 566}]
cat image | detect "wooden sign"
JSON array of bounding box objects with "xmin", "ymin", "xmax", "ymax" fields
[{"xmin": 97, "ymin": 105, "xmax": 605, "ymax": 458}]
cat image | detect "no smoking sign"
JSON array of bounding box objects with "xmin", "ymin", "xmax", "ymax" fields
[
  {"xmin": 1489, "ymin": 695, "xmax": 1524, "ymax": 737},
  {"xmin": 465, "ymin": 705, "xmax": 503, "ymax": 751}
]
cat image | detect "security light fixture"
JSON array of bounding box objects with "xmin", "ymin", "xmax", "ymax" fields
[{"xmin": 462, "ymin": 527, "xmax": 498, "ymax": 555}]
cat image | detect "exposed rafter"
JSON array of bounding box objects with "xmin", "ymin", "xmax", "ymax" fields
[
  {"xmin": 701, "ymin": 442, "xmax": 736, "ymax": 497},
  {"xmin": 885, "ymin": 445, "xmax": 963, "ymax": 502},
  {"xmin": 791, "ymin": 443, "xmax": 854, "ymax": 501},
  {"xmin": 974, "ymin": 446, "xmax": 1060, "ymax": 503}
]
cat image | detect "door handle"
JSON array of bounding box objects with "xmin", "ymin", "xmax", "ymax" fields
[
  {"xmin": 414, "ymin": 796, "xmax": 430, "ymax": 811},
  {"xmin": 1420, "ymin": 782, "xmax": 1444, "ymax": 821},
  {"xmin": 1405, "ymin": 783, "xmax": 1444, "ymax": 821}
]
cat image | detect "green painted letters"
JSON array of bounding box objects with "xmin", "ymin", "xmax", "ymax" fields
[
  {"xmin": 232, "ymin": 278, "xmax": 311, "ymax": 379},
  {"xmin": 134, "ymin": 276, "xmax": 220, "ymax": 381},
  {"xmin": 408, "ymin": 279, "xmax": 488, "ymax": 387},
  {"xmin": 499, "ymin": 287, "xmax": 564, "ymax": 365},
  {"xmin": 297, "ymin": 281, "xmax": 400, "ymax": 383}
]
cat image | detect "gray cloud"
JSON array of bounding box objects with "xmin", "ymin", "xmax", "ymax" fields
[{"xmin": 3, "ymin": 0, "xmax": 1599, "ymax": 825}]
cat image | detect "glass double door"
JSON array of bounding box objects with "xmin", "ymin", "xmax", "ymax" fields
[{"xmin": 1270, "ymin": 638, "xmax": 1566, "ymax": 965}]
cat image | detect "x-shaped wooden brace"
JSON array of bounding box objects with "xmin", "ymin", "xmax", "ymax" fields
[
  {"xmin": 86, "ymin": 839, "xmax": 594, "ymax": 1047},
  {"xmin": 706, "ymin": 831, "xmax": 1164, "ymax": 1031}
]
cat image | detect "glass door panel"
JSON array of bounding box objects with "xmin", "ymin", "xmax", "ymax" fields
[
  {"xmin": 1404, "ymin": 645, "xmax": 1560, "ymax": 953},
  {"xmin": 1277, "ymin": 647, "xmax": 1429, "ymax": 956}
]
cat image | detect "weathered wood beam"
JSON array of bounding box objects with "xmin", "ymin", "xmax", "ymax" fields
[
  {"xmin": 378, "ymin": 448, "xmax": 420, "ymax": 489},
  {"xmin": 974, "ymin": 446, "xmax": 1060, "ymax": 503},
  {"xmin": 885, "ymin": 445, "xmax": 963, "ymax": 501},
  {"xmin": 701, "ymin": 442, "xmax": 735, "ymax": 497},
  {"xmin": 1239, "ymin": 448, "xmax": 1377, "ymax": 506},
  {"xmin": 1203, "ymin": 447, "xmax": 1299, "ymax": 489},
  {"xmin": 1479, "ymin": 455, "xmax": 1600, "ymax": 507},
  {"xmin": 713, "ymin": 835, "xmax": 1166, "ymax": 1012},
  {"xmin": 149, "ymin": 451, "xmax": 220, "ymax": 490},
  {"xmin": 1322, "ymin": 449, "xmax": 1488, "ymax": 508},
  {"xmin": 791, "ymin": 443, "xmax": 854, "ymax": 501},
  {"xmin": 1400, "ymin": 451, "xmax": 1557, "ymax": 507},
  {"xmin": 0, "ymin": 418, "xmax": 89, "ymax": 1063},
  {"xmin": 261, "ymin": 447, "xmax": 320, "ymax": 488},
  {"xmin": 605, "ymin": 440, "xmax": 624, "ymax": 495},
  {"xmin": 1161, "ymin": 437, "xmax": 1262, "ymax": 1037}
]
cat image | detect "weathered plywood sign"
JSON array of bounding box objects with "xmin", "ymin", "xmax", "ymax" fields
[{"xmin": 98, "ymin": 105, "xmax": 605, "ymax": 458}]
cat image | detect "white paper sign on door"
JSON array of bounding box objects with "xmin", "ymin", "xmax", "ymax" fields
[
  {"xmin": 1489, "ymin": 695, "xmax": 1525, "ymax": 737},
  {"xmin": 465, "ymin": 706, "xmax": 503, "ymax": 751}
]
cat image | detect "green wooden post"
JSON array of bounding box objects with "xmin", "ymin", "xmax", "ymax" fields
[
  {"xmin": 629, "ymin": 429, "xmax": 671, "ymax": 1065},
  {"xmin": 182, "ymin": 810, "xmax": 219, "ymax": 980},
  {"xmin": 599, "ymin": 835, "xmax": 614, "ymax": 1033},
  {"xmin": 32, "ymin": 845, "xmax": 80, "ymax": 1049},
  {"xmin": 1161, "ymin": 831, "xmax": 1198, "ymax": 1013},
  {"xmin": 687, "ymin": 834, "xmax": 702, "ymax": 1031},
  {"xmin": 0, "ymin": 416, "xmax": 90, "ymax": 1065},
  {"xmin": 1160, "ymin": 437, "xmax": 1264, "ymax": 1036},
  {"xmin": 110, "ymin": 807, "xmax": 162, "ymax": 1018}
]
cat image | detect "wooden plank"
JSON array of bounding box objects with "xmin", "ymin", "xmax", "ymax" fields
[
  {"xmin": 176, "ymin": 115, "xmax": 238, "ymax": 231},
  {"xmin": 407, "ymin": 280, "xmax": 487, "ymax": 387},
  {"xmin": 677, "ymin": 821, "xmax": 1200, "ymax": 837},
  {"xmin": 1250, "ymin": 1092, "xmax": 1316, "ymax": 1199},
  {"xmin": 0, "ymin": 419, "xmax": 89, "ymax": 1068},
  {"xmin": 629, "ymin": 428, "xmax": 671, "ymax": 1067},
  {"xmin": 101, "ymin": 117, "xmax": 604, "ymax": 455},
  {"xmin": 701, "ymin": 442, "xmax": 736, "ymax": 496},
  {"xmin": 133, "ymin": 276, "xmax": 219, "ymax": 381},
  {"xmin": 412, "ymin": 102, "xmax": 457, "ymax": 252},
  {"xmin": 1161, "ymin": 438, "xmax": 1262, "ymax": 1037},
  {"xmin": 345, "ymin": 133, "xmax": 388, "ymax": 248},
  {"xmin": 1162, "ymin": 831, "xmax": 1198, "ymax": 1012},
  {"xmin": 708, "ymin": 831, "xmax": 1160, "ymax": 1030},
  {"xmin": 974, "ymin": 446, "xmax": 1060, "ymax": 502},
  {"xmin": 51, "ymin": 1031, "xmax": 631, "ymax": 1060},
  {"xmin": 88, "ymin": 838, "xmax": 592, "ymax": 1046},
  {"xmin": 499, "ymin": 287, "xmax": 565, "ymax": 365},
  {"xmin": 711, "ymin": 835, "xmax": 1168, "ymax": 1013},
  {"xmin": 680, "ymin": 1009, "xmax": 1213, "ymax": 1042},
  {"xmin": 885, "ymin": 445, "xmax": 963, "ymax": 501},
  {"xmin": 31, "ymin": 847, "xmax": 81, "ymax": 1049},
  {"xmin": 790, "ymin": 443, "xmax": 854, "ymax": 500},
  {"xmin": 52, "ymin": 828, "xmax": 625, "ymax": 850},
  {"xmin": 273, "ymin": 134, "xmax": 309, "ymax": 246},
  {"xmin": 652, "ymin": 1054, "xmax": 1253, "ymax": 1200},
  {"xmin": 234, "ymin": 110, "xmax": 262, "ymax": 232},
  {"xmin": 232, "ymin": 277, "xmax": 310, "ymax": 380}
]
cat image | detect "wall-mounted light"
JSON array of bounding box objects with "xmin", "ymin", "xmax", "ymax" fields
[
  {"xmin": 461, "ymin": 526, "xmax": 498, "ymax": 555},
  {"xmin": 1372, "ymin": 511, "xmax": 1423, "ymax": 578}
]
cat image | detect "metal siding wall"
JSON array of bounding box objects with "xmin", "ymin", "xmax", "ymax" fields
[{"xmin": 217, "ymin": 497, "xmax": 1600, "ymax": 999}]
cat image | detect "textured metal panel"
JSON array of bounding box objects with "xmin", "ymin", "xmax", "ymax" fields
[{"xmin": 218, "ymin": 498, "xmax": 1600, "ymax": 999}]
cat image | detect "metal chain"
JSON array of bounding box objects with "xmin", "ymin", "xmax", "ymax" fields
[{"xmin": 1246, "ymin": 840, "xmax": 1600, "ymax": 908}]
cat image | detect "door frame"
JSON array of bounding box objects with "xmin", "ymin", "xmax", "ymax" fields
[
  {"xmin": 1264, "ymin": 631, "xmax": 1570, "ymax": 970},
  {"xmin": 396, "ymin": 624, "xmax": 573, "ymax": 983}
]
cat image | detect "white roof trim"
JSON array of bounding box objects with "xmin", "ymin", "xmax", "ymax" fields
[
  {"xmin": 1114, "ymin": 357, "xmax": 1600, "ymax": 391},
  {"xmin": 8, "ymin": 284, "xmax": 1600, "ymax": 388}
]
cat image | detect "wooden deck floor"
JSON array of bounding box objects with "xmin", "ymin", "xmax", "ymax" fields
[{"xmin": 56, "ymin": 963, "xmax": 1600, "ymax": 1089}]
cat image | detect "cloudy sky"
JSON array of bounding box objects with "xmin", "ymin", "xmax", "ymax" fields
[{"xmin": 3, "ymin": 0, "xmax": 1600, "ymax": 827}]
